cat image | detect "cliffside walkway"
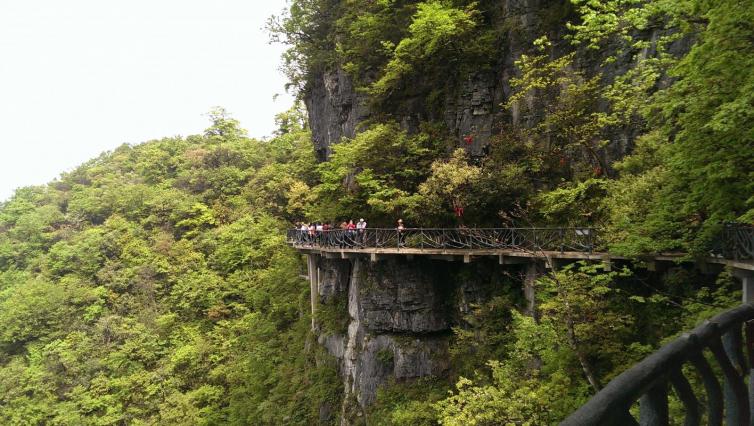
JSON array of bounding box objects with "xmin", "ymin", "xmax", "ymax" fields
[
  {"xmin": 288, "ymin": 225, "xmax": 754, "ymax": 424},
  {"xmin": 286, "ymin": 225, "xmax": 754, "ymax": 271}
]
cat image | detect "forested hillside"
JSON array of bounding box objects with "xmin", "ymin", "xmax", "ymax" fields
[
  {"xmin": 0, "ymin": 108, "xmax": 347, "ymax": 424},
  {"xmin": 1, "ymin": 0, "xmax": 753, "ymax": 424}
]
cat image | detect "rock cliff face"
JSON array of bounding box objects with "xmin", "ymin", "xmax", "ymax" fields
[
  {"xmin": 314, "ymin": 255, "xmax": 511, "ymax": 423},
  {"xmin": 302, "ymin": 0, "xmax": 656, "ymax": 161},
  {"xmin": 305, "ymin": 68, "xmax": 371, "ymax": 162},
  {"xmin": 317, "ymin": 258, "xmax": 451, "ymax": 420},
  {"xmin": 302, "ymin": 1, "xmax": 685, "ymax": 422},
  {"xmin": 303, "ymin": 0, "xmax": 577, "ymax": 158}
]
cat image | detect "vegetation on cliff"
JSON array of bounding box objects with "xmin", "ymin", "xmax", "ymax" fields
[
  {"xmin": 0, "ymin": 0, "xmax": 752, "ymax": 424},
  {"xmin": 273, "ymin": 0, "xmax": 754, "ymax": 255},
  {"xmin": 0, "ymin": 108, "xmax": 346, "ymax": 424}
]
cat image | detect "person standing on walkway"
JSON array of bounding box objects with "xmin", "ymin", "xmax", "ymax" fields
[
  {"xmin": 397, "ymin": 219, "xmax": 405, "ymax": 247},
  {"xmin": 339, "ymin": 220, "xmax": 348, "ymax": 248},
  {"xmin": 357, "ymin": 218, "xmax": 367, "ymax": 245},
  {"xmin": 308, "ymin": 223, "xmax": 316, "ymax": 245},
  {"xmin": 315, "ymin": 222, "xmax": 324, "ymax": 245},
  {"xmin": 347, "ymin": 219, "xmax": 356, "ymax": 247}
]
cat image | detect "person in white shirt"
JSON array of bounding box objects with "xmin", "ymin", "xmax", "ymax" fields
[{"xmin": 357, "ymin": 218, "xmax": 367, "ymax": 245}]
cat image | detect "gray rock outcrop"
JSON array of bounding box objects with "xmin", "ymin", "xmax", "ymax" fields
[{"xmin": 316, "ymin": 257, "xmax": 453, "ymax": 422}]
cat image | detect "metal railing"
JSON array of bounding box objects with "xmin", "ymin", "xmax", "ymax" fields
[
  {"xmin": 561, "ymin": 303, "xmax": 754, "ymax": 425},
  {"xmin": 288, "ymin": 224, "xmax": 754, "ymax": 260},
  {"xmin": 712, "ymin": 224, "xmax": 754, "ymax": 261},
  {"xmin": 286, "ymin": 227, "xmax": 597, "ymax": 253}
]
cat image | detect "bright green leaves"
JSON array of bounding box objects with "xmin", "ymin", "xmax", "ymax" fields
[
  {"xmin": 436, "ymin": 312, "xmax": 584, "ymax": 425},
  {"xmin": 567, "ymin": 0, "xmax": 651, "ymax": 50},
  {"xmin": 336, "ymin": 0, "xmax": 414, "ymax": 81},
  {"xmin": 0, "ymin": 277, "xmax": 101, "ymax": 348},
  {"xmin": 508, "ymin": 45, "xmax": 615, "ymax": 182},
  {"xmin": 204, "ymin": 107, "xmax": 248, "ymax": 143},
  {"xmin": 368, "ymin": 1, "xmax": 491, "ymax": 106},
  {"xmin": 175, "ymin": 203, "xmax": 217, "ymax": 239},
  {"xmin": 602, "ymin": 0, "xmax": 754, "ymax": 254},
  {"xmin": 0, "ymin": 108, "xmax": 325, "ymax": 424},
  {"xmin": 413, "ymin": 148, "xmax": 482, "ymax": 224},
  {"xmin": 536, "ymin": 178, "xmax": 608, "ymax": 227},
  {"xmin": 45, "ymin": 227, "xmax": 106, "ymax": 278},
  {"xmin": 313, "ymin": 122, "xmax": 446, "ymax": 222}
]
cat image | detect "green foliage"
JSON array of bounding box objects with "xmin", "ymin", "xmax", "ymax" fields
[
  {"xmin": 368, "ymin": 377, "xmax": 448, "ymax": 426},
  {"xmin": 507, "ymin": 41, "xmax": 617, "ymax": 182},
  {"xmin": 316, "ymin": 293, "xmax": 350, "ymax": 336},
  {"xmin": 336, "ymin": 0, "xmax": 416, "ymax": 83},
  {"xmin": 267, "ymin": 0, "xmax": 342, "ymax": 92},
  {"xmin": 412, "ymin": 148, "xmax": 481, "ymax": 224},
  {"xmin": 313, "ymin": 122, "xmax": 446, "ymax": 223},
  {"xmin": 436, "ymin": 312, "xmax": 587, "ymax": 425},
  {"xmin": 596, "ymin": 0, "xmax": 754, "ymax": 254},
  {"xmin": 536, "ymin": 178, "xmax": 609, "ymax": 227},
  {"xmin": 0, "ymin": 109, "xmax": 331, "ymax": 424},
  {"xmin": 369, "ymin": 1, "xmax": 481, "ymax": 97},
  {"xmin": 538, "ymin": 263, "xmax": 636, "ymax": 382},
  {"xmin": 1, "ymin": 0, "xmax": 751, "ymax": 422}
]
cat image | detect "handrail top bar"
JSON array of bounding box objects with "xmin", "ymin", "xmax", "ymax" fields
[{"xmin": 289, "ymin": 227, "xmax": 597, "ymax": 231}]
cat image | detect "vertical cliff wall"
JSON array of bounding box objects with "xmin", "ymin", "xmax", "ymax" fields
[
  {"xmin": 304, "ymin": 0, "xmax": 575, "ymax": 158},
  {"xmin": 302, "ymin": 0, "xmax": 656, "ymax": 162},
  {"xmin": 313, "ymin": 256, "xmax": 513, "ymax": 423}
]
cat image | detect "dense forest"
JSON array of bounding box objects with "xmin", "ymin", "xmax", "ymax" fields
[{"xmin": 0, "ymin": 0, "xmax": 752, "ymax": 424}]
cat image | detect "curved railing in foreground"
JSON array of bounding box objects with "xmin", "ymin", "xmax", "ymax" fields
[
  {"xmin": 561, "ymin": 303, "xmax": 754, "ymax": 426},
  {"xmin": 286, "ymin": 227, "xmax": 597, "ymax": 253}
]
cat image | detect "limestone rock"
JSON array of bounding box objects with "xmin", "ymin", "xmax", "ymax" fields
[
  {"xmin": 355, "ymin": 258, "xmax": 450, "ymax": 333},
  {"xmin": 318, "ymin": 258, "xmax": 351, "ymax": 304}
]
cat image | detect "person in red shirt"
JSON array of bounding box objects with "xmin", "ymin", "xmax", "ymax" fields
[{"xmin": 346, "ymin": 220, "xmax": 356, "ymax": 246}]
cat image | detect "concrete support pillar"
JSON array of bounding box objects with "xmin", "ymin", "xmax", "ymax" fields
[
  {"xmin": 307, "ymin": 254, "xmax": 320, "ymax": 329},
  {"xmin": 524, "ymin": 261, "xmax": 544, "ymax": 321},
  {"xmin": 733, "ymin": 268, "xmax": 754, "ymax": 304}
]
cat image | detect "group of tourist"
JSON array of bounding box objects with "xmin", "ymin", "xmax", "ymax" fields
[
  {"xmin": 293, "ymin": 218, "xmax": 407, "ymax": 247},
  {"xmin": 294, "ymin": 218, "xmax": 368, "ymax": 246}
]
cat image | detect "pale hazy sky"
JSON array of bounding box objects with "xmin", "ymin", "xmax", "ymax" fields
[{"xmin": 0, "ymin": 0, "xmax": 294, "ymax": 201}]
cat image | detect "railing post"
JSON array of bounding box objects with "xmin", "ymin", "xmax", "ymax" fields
[
  {"xmin": 639, "ymin": 380, "xmax": 668, "ymax": 426},
  {"xmin": 710, "ymin": 336, "xmax": 750, "ymax": 426},
  {"xmin": 746, "ymin": 320, "xmax": 754, "ymax": 422},
  {"xmin": 669, "ymin": 367, "xmax": 700, "ymax": 426},
  {"xmin": 533, "ymin": 228, "xmax": 538, "ymax": 251}
]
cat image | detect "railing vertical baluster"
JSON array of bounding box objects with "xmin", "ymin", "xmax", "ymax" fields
[
  {"xmin": 669, "ymin": 367, "xmax": 700, "ymax": 426},
  {"xmin": 709, "ymin": 337, "xmax": 750, "ymax": 426},
  {"xmin": 746, "ymin": 320, "xmax": 754, "ymax": 422},
  {"xmin": 639, "ymin": 380, "xmax": 668, "ymax": 426},
  {"xmin": 689, "ymin": 351, "xmax": 724, "ymax": 426}
]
